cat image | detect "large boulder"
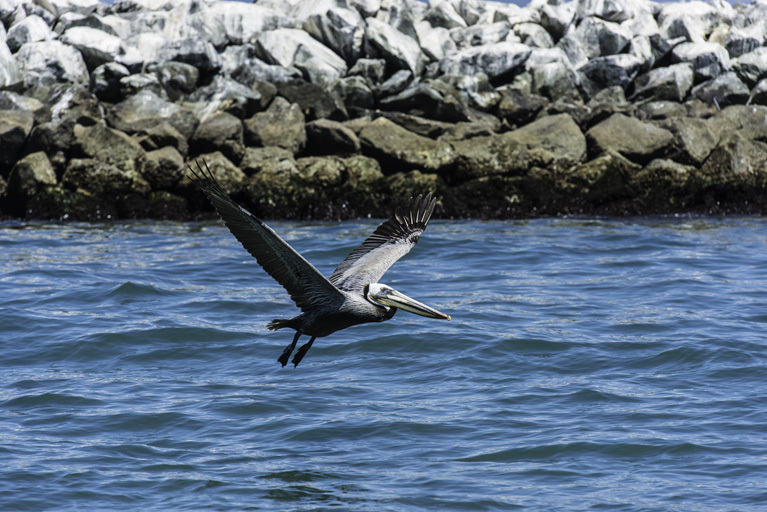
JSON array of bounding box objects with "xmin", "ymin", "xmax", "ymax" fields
[
  {"xmin": 277, "ymin": 81, "xmax": 348, "ymax": 121},
  {"xmin": 189, "ymin": 111, "xmax": 244, "ymax": 164},
  {"xmin": 671, "ymin": 42, "xmax": 730, "ymax": 82},
  {"xmin": 108, "ymin": 90, "xmax": 198, "ymax": 139},
  {"xmin": 302, "ymin": 5, "xmax": 365, "ymax": 65},
  {"xmin": 731, "ymin": 48, "xmax": 767, "ymax": 87},
  {"xmin": 689, "ymin": 72, "xmax": 749, "ymax": 108},
  {"xmin": 660, "ymin": 117, "xmax": 719, "ymax": 166},
  {"xmin": 6, "ymin": 15, "xmax": 54, "ymax": 53},
  {"xmin": 255, "ymin": 28, "xmax": 347, "ymax": 86},
  {"xmin": 7, "ymin": 152, "xmax": 57, "ymax": 199},
  {"xmin": 506, "ymin": 113, "xmax": 587, "ymax": 170},
  {"xmin": 631, "ymin": 63, "xmax": 694, "ymax": 102},
  {"xmin": 244, "ymin": 97, "xmax": 306, "ymax": 155},
  {"xmin": 305, "ymin": 119, "xmax": 361, "ymax": 155},
  {"xmin": 220, "ymin": 44, "xmax": 303, "ymax": 87},
  {"xmin": 573, "ymin": 16, "xmax": 632, "ymax": 58},
  {"xmin": 447, "ymin": 132, "xmax": 530, "ymax": 184},
  {"xmin": 71, "ymin": 123, "xmax": 147, "ymax": 176},
  {"xmin": 578, "ymin": 54, "xmax": 642, "ymax": 98},
  {"xmin": 15, "ymin": 40, "xmax": 89, "ymax": 87},
  {"xmin": 563, "ymin": 149, "xmax": 641, "ymax": 206},
  {"xmin": 200, "ymin": 2, "xmax": 291, "ymax": 46},
  {"xmin": 365, "ymin": 17, "xmax": 427, "ymax": 76},
  {"xmin": 0, "ymin": 110, "xmax": 34, "ymax": 174},
  {"xmin": 439, "ymin": 41, "xmax": 531, "ymax": 82},
  {"xmin": 62, "ymin": 158, "xmax": 149, "ymax": 196},
  {"xmin": 586, "ymin": 114, "xmax": 674, "ymax": 163},
  {"xmin": 0, "ymin": 39, "xmax": 19, "ymax": 87},
  {"xmin": 358, "ymin": 117, "xmax": 455, "ymax": 174},
  {"xmin": 379, "ymin": 81, "xmax": 472, "ymax": 122},
  {"xmin": 135, "ymin": 122, "xmax": 189, "ymax": 157},
  {"xmin": 60, "ymin": 26, "xmax": 141, "ymax": 71},
  {"xmin": 142, "ymin": 146, "xmax": 186, "ymax": 191}
]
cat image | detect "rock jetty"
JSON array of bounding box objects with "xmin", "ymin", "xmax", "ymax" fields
[{"xmin": 2, "ymin": 0, "xmax": 767, "ymax": 221}]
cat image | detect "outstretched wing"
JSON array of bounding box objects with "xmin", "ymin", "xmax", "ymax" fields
[
  {"xmin": 188, "ymin": 161, "xmax": 344, "ymax": 312},
  {"xmin": 330, "ymin": 193, "xmax": 437, "ymax": 293}
]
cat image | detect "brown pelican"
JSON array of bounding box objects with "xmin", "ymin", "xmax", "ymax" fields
[{"xmin": 188, "ymin": 161, "xmax": 450, "ymax": 368}]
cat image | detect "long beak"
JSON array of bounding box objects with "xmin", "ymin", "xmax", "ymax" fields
[{"xmin": 370, "ymin": 288, "xmax": 451, "ymax": 320}]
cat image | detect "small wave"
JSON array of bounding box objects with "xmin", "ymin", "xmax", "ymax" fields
[{"xmin": 1, "ymin": 392, "xmax": 104, "ymax": 409}]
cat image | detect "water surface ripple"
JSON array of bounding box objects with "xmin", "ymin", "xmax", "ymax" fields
[{"xmin": 2, "ymin": 217, "xmax": 766, "ymax": 511}]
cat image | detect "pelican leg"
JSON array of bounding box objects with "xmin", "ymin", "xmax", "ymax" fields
[
  {"xmin": 292, "ymin": 336, "xmax": 316, "ymax": 368},
  {"xmin": 278, "ymin": 331, "xmax": 302, "ymax": 367}
]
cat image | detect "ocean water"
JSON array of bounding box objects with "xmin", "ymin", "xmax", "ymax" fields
[{"xmin": 1, "ymin": 217, "xmax": 766, "ymax": 511}]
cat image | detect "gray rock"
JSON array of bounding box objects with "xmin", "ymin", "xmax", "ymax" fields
[
  {"xmin": 638, "ymin": 101, "xmax": 688, "ymax": 120},
  {"xmin": 539, "ymin": 2, "xmax": 576, "ymax": 41},
  {"xmin": 306, "ymin": 118, "xmax": 361, "ymax": 155},
  {"xmin": 425, "ymin": 0, "xmax": 467, "ymax": 29},
  {"xmin": 108, "ymin": 90, "xmax": 198, "ymax": 139},
  {"xmin": 142, "ymin": 146, "xmax": 186, "ymax": 190},
  {"xmin": 90, "ymin": 62, "xmax": 130, "ymax": 102},
  {"xmin": 493, "ymin": 88, "xmax": 547, "ymax": 129},
  {"xmin": 348, "ymin": 58, "xmax": 387, "ymax": 86},
  {"xmin": 701, "ymin": 132, "xmax": 767, "ymax": 182},
  {"xmin": 15, "ymin": 40, "xmax": 89, "ymax": 87},
  {"xmin": 577, "ymin": 0, "xmax": 654, "ymax": 23},
  {"xmin": 332, "ymin": 76, "xmax": 375, "ymax": 111},
  {"xmin": 0, "ymin": 110, "xmax": 34, "ymax": 172},
  {"xmin": 450, "ymin": 21, "xmax": 510, "ymax": 49},
  {"xmin": 72, "ymin": 123, "xmax": 146, "ymax": 176},
  {"xmin": 749, "ymin": 79, "xmax": 767, "ymax": 107},
  {"xmin": 629, "ymin": 35, "xmax": 654, "ymax": 73},
  {"xmin": 53, "ymin": 12, "xmax": 131, "ymax": 39},
  {"xmin": 303, "ymin": 6, "xmax": 365, "ymax": 65},
  {"xmin": 586, "ymin": 113, "xmax": 673, "ymax": 163},
  {"xmin": 63, "ymin": 157, "xmax": 149, "ymax": 196},
  {"xmin": 240, "ymin": 146, "xmax": 296, "ymax": 177},
  {"xmin": 60, "ymin": 26, "xmax": 142, "ymax": 71},
  {"xmin": 632, "ymin": 63, "xmax": 694, "ymax": 102},
  {"xmin": 564, "ymin": 149, "xmax": 641, "ymax": 205},
  {"xmin": 660, "ymin": 116, "xmax": 719, "ymax": 165},
  {"xmin": 0, "ymin": 39, "xmax": 19, "ymax": 87},
  {"xmin": 579, "ymin": 54, "xmax": 642, "ymax": 98},
  {"xmin": 557, "ymin": 32, "xmax": 589, "ymax": 70},
  {"xmin": 376, "ymin": 69, "xmax": 413, "ymax": 97},
  {"xmin": 574, "ymin": 16, "xmax": 632, "ymax": 58},
  {"xmin": 46, "ymin": 86, "xmax": 102, "ymax": 126},
  {"xmin": 7, "ymin": 151, "xmax": 56, "ymax": 198},
  {"xmin": 278, "ymin": 80, "xmax": 349, "ymax": 121},
  {"xmin": 725, "ymin": 24, "xmax": 765, "ymax": 59},
  {"xmin": 119, "ymin": 73, "xmax": 166, "ymax": 100},
  {"xmin": 0, "ymin": 91, "xmax": 47, "ymax": 122},
  {"xmin": 514, "ymin": 22, "xmax": 554, "ymax": 49},
  {"xmin": 255, "ymin": 28, "xmax": 347, "ymax": 86},
  {"xmin": 189, "ymin": 111, "xmax": 244, "ymax": 164},
  {"xmin": 378, "ymin": 111, "xmax": 455, "ymax": 138},
  {"xmin": 658, "ymin": 1, "xmax": 721, "ymax": 43},
  {"xmin": 148, "ymin": 61, "xmax": 199, "ymax": 101},
  {"xmin": 447, "ymin": 132, "xmax": 529, "ymax": 183},
  {"xmin": 358, "ymin": 117, "xmax": 455, "ymax": 174},
  {"xmin": 365, "ymin": 16, "xmax": 427, "ymax": 76},
  {"xmin": 24, "ymin": 118, "xmax": 75, "ymax": 162},
  {"xmin": 671, "ymin": 42, "xmax": 730, "ymax": 82},
  {"xmin": 159, "ymin": 37, "xmax": 222, "ymax": 75},
  {"xmin": 6, "ymin": 14, "xmax": 53, "ymax": 53},
  {"xmin": 506, "ymin": 113, "xmax": 586, "ymax": 169},
  {"xmin": 201, "ymin": 2, "xmax": 291, "ymax": 46},
  {"xmin": 415, "ymin": 21, "xmax": 455, "ymax": 61},
  {"xmin": 185, "ymin": 151, "xmax": 246, "ymax": 196},
  {"xmin": 379, "ymin": 80, "xmax": 471, "ymax": 122},
  {"xmin": 732, "ymin": 48, "xmax": 767, "ymax": 88},
  {"xmin": 244, "ymin": 97, "xmax": 306, "ymax": 155},
  {"xmin": 690, "ymin": 72, "xmax": 749, "ymax": 108},
  {"xmin": 188, "ymin": 76, "xmax": 270, "ymax": 121},
  {"xmin": 439, "ymin": 41, "xmax": 531, "ymax": 80},
  {"xmin": 135, "ymin": 122, "xmax": 189, "ymax": 157},
  {"xmin": 374, "ymin": 0, "xmax": 423, "ymax": 39},
  {"xmin": 220, "ymin": 44, "xmax": 302, "ymax": 87}
]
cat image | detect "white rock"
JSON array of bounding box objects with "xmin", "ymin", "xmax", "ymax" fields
[
  {"xmin": 620, "ymin": 13, "xmax": 659, "ymax": 38},
  {"xmin": 671, "ymin": 41, "xmax": 730, "ymax": 81},
  {"xmin": 375, "ymin": 0, "xmax": 425, "ymax": 38},
  {"xmin": 255, "ymin": 28, "xmax": 347, "ymax": 86},
  {"xmin": 732, "ymin": 47, "xmax": 767, "ymax": 87},
  {"xmin": 658, "ymin": 1, "xmax": 721, "ymax": 43},
  {"xmin": 200, "ymin": 2, "xmax": 292, "ymax": 46},
  {"xmin": 6, "ymin": 15, "xmax": 54, "ymax": 53},
  {"xmin": 15, "ymin": 40, "xmax": 89, "ymax": 86},
  {"xmin": 538, "ymin": 1, "xmax": 576, "ymax": 40},
  {"xmin": 491, "ymin": 4, "xmax": 539, "ymax": 26},
  {"xmin": 515, "ymin": 22, "xmax": 554, "ymax": 49},
  {"xmin": 349, "ymin": 0, "xmax": 380, "ymax": 18},
  {"xmin": 450, "ymin": 21, "xmax": 510, "ymax": 49},
  {"xmin": 629, "ymin": 35, "xmax": 654, "ymax": 73},
  {"xmin": 415, "ymin": 20, "xmax": 455, "ymax": 61},
  {"xmin": 525, "ymin": 47, "xmax": 580, "ymax": 98},
  {"xmin": 0, "ymin": 39, "xmax": 20, "ymax": 87},
  {"xmin": 46, "ymin": 0, "xmax": 101, "ymax": 15},
  {"xmin": 725, "ymin": 22, "xmax": 766, "ymax": 59},
  {"xmin": 60, "ymin": 26, "xmax": 142, "ymax": 70},
  {"xmin": 574, "ymin": 16, "xmax": 632, "ymax": 58},
  {"xmin": 439, "ymin": 41, "xmax": 531, "ymax": 79},
  {"xmin": 365, "ymin": 16, "xmax": 427, "ymax": 76},
  {"xmin": 557, "ymin": 30, "xmax": 590, "ymax": 69},
  {"xmin": 425, "ymin": 0, "xmax": 467, "ymax": 30},
  {"xmin": 303, "ymin": 6, "xmax": 365, "ymax": 64},
  {"xmin": 576, "ymin": 0, "xmax": 654, "ymax": 23},
  {"xmin": 632, "ymin": 62, "xmax": 694, "ymax": 102}
]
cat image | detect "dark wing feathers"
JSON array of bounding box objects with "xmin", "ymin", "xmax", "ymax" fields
[
  {"xmin": 188, "ymin": 161, "xmax": 344, "ymax": 312},
  {"xmin": 330, "ymin": 193, "xmax": 437, "ymax": 292}
]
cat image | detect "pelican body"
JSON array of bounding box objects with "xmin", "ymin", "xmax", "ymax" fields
[{"xmin": 188, "ymin": 161, "xmax": 450, "ymax": 368}]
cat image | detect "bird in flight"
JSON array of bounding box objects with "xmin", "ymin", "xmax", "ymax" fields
[{"xmin": 188, "ymin": 161, "xmax": 450, "ymax": 368}]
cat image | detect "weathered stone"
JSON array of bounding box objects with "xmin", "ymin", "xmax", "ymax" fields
[
  {"xmin": 148, "ymin": 61, "xmax": 199, "ymax": 101},
  {"xmin": 72, "ymin": 123, "xmax": 146, "ymax": 176},
  {"xmin": 701, "ymin": 133, "xmax": 767, "ymax": 184},
  {"xmin": 189, "ymin": 111, "xmax": 244, "ymax": 164},
  {"xmin": 0, "ymin": 110, "xmax": 34, "ymax": 174},
  {"xmin": 439, "ymin": 41, "xmax": 531, "ymax": 81},
  {"xmin": 359, "ymin": 117, "xmax": 455, "ymax": 174},
  {"xmin": 302, "ymin": 5, "xmax": 365, "ymax": 65},
  {"xmin": 725, "ymin": 24, "xmax": 765, "ymax": 59},
  {"xmin": 24, "ymin": 117, "xmax": 75, "ymax": 161},
  {"xmin": 447, "ymin": 132, "xmax": 529, "ymax": 184},
  {"xmin": 579, "ymin": 54, "xmax": 642, "ymax": 98},
  {"xmin": 24, "ymin": 185, "xmax": 118, "ymax": 221},
  {"xmin": 631, "ymin": 63, "xmax": 694, "ymax": 102},
  {"xmin": 539, "ymin": 1, "xmax": 576, "ymax": 40},
  {"xmin": 731, "ymin": 48, "xmax": 767, "ymax": 88},
  {"xmin": 586, "ymin": 114, "xmax": 674, "ymax": 163},
  {"xmin": 277, "ymin": 81, "xmax": 348, "ymax": 121},
  {"xmin": 378, "ymin": 112, "xmax": 454, "ymax": 138},
  {"xmin": 108, "ymin": 90, "xmax": 198, "ymax": 139},
  {"xmin": 632, "ymin": 158, "xmax": 695, "ymax": 211},
  {"xmin": 388, "ymin": 170, "xmax": 446, "ymax": 204},
  {"xmin": 376, "ymin": 69, "xmax": 413, "ymax": 97},
  {"xmin": 379, "ymin": 81, "xmax": 471, "ymax": 122},
  {"xmin": 425, "ymin": 0, "xmax": 467, "ymax": 29},
  {"xmin": 514, "ymin": 22, "xmax": 554, "ymax": 49},
  {"xmin": 525, "ymin": 47, "xmax": 581, "ymax": 100},
  {"xmin": 506, "ymin": 113, "xmax": 587, "ymax": 169},
  {"xmin": 659, "ymin": 116, "xmax": 719, "ymax": 166},
  {"xmin": 135, "ymin": 122, "xmax": 189, "ymax": 157},
  {"xmin": 563, "ymin": 149, "xmax": 641, "ymax": 205},
  {"xmin": 365, "ymin": 17, "xmax": 427, "ymax": 76},
  {"xmin": 62, "ymin": 158, "xmax": 149, "ymax": 196},
  {"xmin": 255, "ymin": 28, "xmax": 347, "ymax": 86},
  {"xmin": 185, "ymin": 151, "xmax": 246, "ymax": 197},
  {"xmin": 749, "ymin": 79, "xmax": 767, "ymax": 107},
  {"xmin": 6, "ymin": 15, "xmax": 53, "ymax": 53},
  {"xmin": 690, "ymin": 72, "xmax": 749, "ymax": 108},
  {"xmin": 573, "ymin": 16, "xmax": 632, "ymax": 58},
  {"xmin": 15, "ymin": 40, "xmax": 89, "ymax": 87},
  {"xmin": 493, "ymin": 88, "xmax": 547, "ymax": 128},
  {"xmin": 240, "ymin": 147, "xmax": 296, "ymax": 177},
  {"xmin": 638, "ymin": 101, "xmax": 688, "ymax": 120},
  {"xmin": 90, "ymin": 62, "xmax": 130, "ymax": 103},
  {"xmin": 116, "ymin": 190, "xmax": 190, "ymax": 220},
  {"xmin": 333, "ymin": 76, "xmax": 375, "ymax": 112},
  {"xmin": 244, "ymin": 97, "xmax": 306, "ymax": 155},
  {"xmin": 671, "ymin": 42, "xmax": 730, "ymax": 82},
  {"xmin": 60, "ymin": 26, "xmax": 141, "ymax": 71},
  {"xmin": 200, "ymin": 2, "xmax": 291, "ymax": 46},
  {"xmin": 142, "ymin": 146, "xmax": 185, "ymax": 191},
  {"xmin": 0, "ymin": 91, "xmax": 47, "ymax": 122},
  {"xmin": 0, "ymin": 38, "xmax": 19, "ymax": 88},
  {"xmin": 450, "ymin": 21, "xmax": 510, "ymax": 49},
  {"xmin": 348, "ymin": 58, "xmax": 387, "ymax": 86},
  {"xmin": 415, "ymin": 21, "xmax": 455, "ymax": 62},
  {"xmin": 577, "ymin": 0, "xmax": 653, "ymax": 23},
  {"xmin": 7, "ymin": 152, "xmax": 57, "ymax": 198},
  {"xmin": 119, "ymin": 72, "xmax": 166, "ymax": 99},
  {"xmin": 306, "ymin": 119, "xmax": 361, "ymax": 155},
  {"xmin": 220, "ymin": 44, "xmax": 303, "ymax": 87},
  {"xmin": 189, "ymin": 76, "xmax": 270, "ymax": 121},
  {"xmin": 658, "ymin": 1, "xmax": 720, "ymax": 43}
]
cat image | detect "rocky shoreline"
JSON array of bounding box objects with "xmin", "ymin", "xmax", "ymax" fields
[{"xmin": 2, "ymin": 0, "xmax": 767, "ymax": 221}]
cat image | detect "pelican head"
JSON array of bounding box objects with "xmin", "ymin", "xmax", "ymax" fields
[{"xmin": 367, "ymin": 283, "xmax": 451, "ymax": 321}]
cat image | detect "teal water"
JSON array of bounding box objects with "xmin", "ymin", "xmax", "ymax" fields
[{"xmin": 1, "ymin": 217, "xmax": 766, "ymax": 511}]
